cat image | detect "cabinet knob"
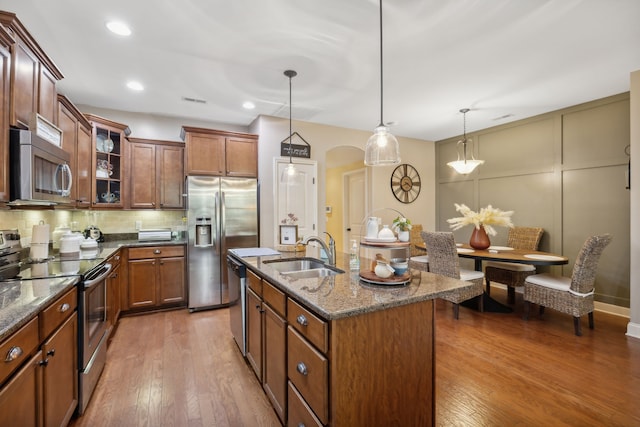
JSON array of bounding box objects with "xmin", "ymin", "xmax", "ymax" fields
[
  {"xmin": 59, "ymin": 303, "xmax": 70, "ymax": 313},
  {"xmin": 4, "ymin": 346, "xmax": 23, "ymax": 362},
  {"xmin": 296, "ymin": 362, "xmax": 308, "ymax": 376},
  {"xmin": 47, "ymin": 349, "xmax": 56, "ymax": 357},
  {"xmin": 296, "ymin": 314, "xmax": 308, "ymax": 326},
  {"xmin": 154, "ymin": 249, "xmax": 161, "ymax": 254},
  {"xmin": 298, "ymin": 424, "xmax": 306, "ymax": 427},
  {"xmin": 39, "ymin": 359, "xmax": 49, "ymax": 367}
]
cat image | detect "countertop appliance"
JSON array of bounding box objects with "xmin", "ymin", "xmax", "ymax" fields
[
  {"xmin": 9, "ymin": 128, "xmax": 72, "ymax": 206},
  {"xmin": 227, "ymin": 255, "xmax": 246, "ymax": 355},
  {"xmin": 186, "ymin": 176, "xmax": 259, "ymax": 311}
]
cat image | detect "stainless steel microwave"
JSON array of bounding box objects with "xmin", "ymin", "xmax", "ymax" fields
[{"xmin": 9, "ymin": 128, "xmax": 72, "ymax": 206}]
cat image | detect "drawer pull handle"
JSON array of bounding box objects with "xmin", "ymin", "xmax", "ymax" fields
[
  {"xmin": 296, "ymin": 314, "xmax": 308, "ymax": 326},
  {"xmin": 59, "ymin": 303, "xmax": 70, "ymax": 313},
  {"xmin": 154, "ymin": 249, "xmax": 161, "ymax": 254},
  {"xmin": 5, "ymin": 346, "xmax": 23, "ymax": 362},
  {"xmin": 296, "ymin": 362, "xmax": 308, "ymax": 376},
  {"xmin": 298, "ymin": 424, "xmax": 305, "ymax": 427}
]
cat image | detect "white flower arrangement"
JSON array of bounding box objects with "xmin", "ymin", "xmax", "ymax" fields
[
  {"xmin": 392, "ymin": 216, "xmax": 412, "ymax": 232},
  {"xmin": 447, "ymin": 203, "xmax": 514, "ymax": 236}
]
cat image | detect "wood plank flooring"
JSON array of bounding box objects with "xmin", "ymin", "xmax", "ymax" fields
[{"xmin": 70, "ymin": 288, "xmax": 640, "ymax": 426}]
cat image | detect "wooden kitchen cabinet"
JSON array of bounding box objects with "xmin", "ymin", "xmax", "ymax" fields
[
  {"xmin": 106, "ymin": 251, "xmax": 122, "ymax": 335},
  {"xmin": 0, "ymin": 26, "xmax": 11, "ymax": 203},
  {"xmin": 0, "ymin": 286, "xmax": 78, "ymax": 427},
  {"xmin": 126, "ymin": 245, "xmax": 186, "ymax": 311},
  {"xmin": 57, "ymin": 94, "xmax": 93, "ymax": 208},
  {"xmin": 244, "ymin": 271, "xmax": 288, "ymax": 424},
  {"xmin": 181, "ymin": 126, "xmax": 258, "ymax": 177},
  {"xmin": 128, "ymin": 138, "xmax": 184, "ymax": 209},
  {"xmin": 246, "ymin": 275, "xmax": 263, "ymax": 381},
  {"xmin": 0, "ymin": 11, "xmax": 63, "ymax": 128},
  {"xmin": 85, "ymin": 114, "xmax": 131, "ymax": 209}
]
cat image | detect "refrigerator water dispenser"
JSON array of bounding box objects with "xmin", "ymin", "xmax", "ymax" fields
[{"xmin": 195, "ymin": 217, "xmax": 212, "ymax": 246}]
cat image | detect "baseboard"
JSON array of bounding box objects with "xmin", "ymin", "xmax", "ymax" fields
[{"xmin": 626, "ymin": 322, "xmax": 640, "ymax": 339}]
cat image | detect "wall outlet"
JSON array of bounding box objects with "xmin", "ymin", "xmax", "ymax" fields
[{"xmin": 135, "ymin": 220, "xmax": 142, "ymax": 230}]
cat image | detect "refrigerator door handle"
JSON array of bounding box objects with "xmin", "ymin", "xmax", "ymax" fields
[{"xmin": 220, "ymin": 191, "xmax": 227, "ymax": 256}]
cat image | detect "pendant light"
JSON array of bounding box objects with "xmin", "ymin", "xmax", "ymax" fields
[
  {"xmin": 447, "ymin": 108, "xmax": 484, "ymax": 175},
  {"xmin": 280, "ymin": 69, "xmax": 306, "ymax": 186},
  {"xmin": 364, "ymin": 0, "xmax": 401, "ymax": 166}
]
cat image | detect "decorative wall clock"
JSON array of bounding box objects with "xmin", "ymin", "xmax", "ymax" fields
[{"xmin": 390, "ymin": 163, "xmax": 421, "ymax": 204}]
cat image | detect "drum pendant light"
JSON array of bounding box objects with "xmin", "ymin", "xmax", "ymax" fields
[
  {"xmin": 447, "ymin": 108, "xmax": 484, "ymax": 174},
  {"xmin": 280, "ymin": 69, "xmax": 306, "ymax": 186},
  {"xmin": 364, "ymin": 0, "xmax": 400, "ymax": 166}
]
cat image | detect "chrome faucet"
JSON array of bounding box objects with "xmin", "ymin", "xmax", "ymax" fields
[{"xmin": 301, "ymin": 232, "xmax": 336, "ymax": 266}]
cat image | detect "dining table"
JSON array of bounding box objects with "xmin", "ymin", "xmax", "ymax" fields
[{"xmin": 414, "ymin": 242, "xmax": 569, "ymax": 312}]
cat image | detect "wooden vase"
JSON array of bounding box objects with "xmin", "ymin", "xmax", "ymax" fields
[{"xmin": 469, "ymin": 225, "xmax": 491, "ymax": 250}]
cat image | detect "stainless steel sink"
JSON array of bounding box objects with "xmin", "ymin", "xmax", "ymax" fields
[
  {"xmin": 263, "ymin": 257, "xmax": 345, "ymax": 278},
  {"xmin": 263, "ymin": 257, "xmax": 327, "ymax": 272},
  {"xmin": 281, "ymin": 268, "xmax": 343, "ymax": 279}
]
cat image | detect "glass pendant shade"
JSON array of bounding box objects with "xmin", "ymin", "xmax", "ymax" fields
[
  {"xmin": 365, "ymin": 125, "xmax": 401, "ymax": 166},
  {"xmin": 448, "ymin": 108, "xmax": 484, "ymax": 174},
  {"xmin": 280, "ymin": 162, "xmax": 303, "ymax": 186}
]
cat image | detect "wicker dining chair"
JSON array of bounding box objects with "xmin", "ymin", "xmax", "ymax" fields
[
  {"xmin": 421, "ymin": 231, "xmax": 484, "ymax": 319},
  {"xmin": 484, "ymin": 226, "xmax": 544, "ymax": 304},
  {"xmin": 523, "ymin": 234, "xmax": 612, "ymax": 336},
  {"xmin": 408, "ymin": 224, "xmax": 429, "ymax": 272}
]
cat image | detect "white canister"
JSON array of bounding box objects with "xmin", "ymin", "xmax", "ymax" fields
[
  {"xmin": 59, "ymin": 233, "xmax": 83, "ymax": 256},
  {"xmin": 366, "ymin": 217, "xmax": 380, "ymax": 239}
]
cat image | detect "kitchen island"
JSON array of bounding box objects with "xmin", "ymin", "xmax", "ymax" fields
[{"xmin": 229, "ymin": 249, "xmax": 474, "ymax": 427}]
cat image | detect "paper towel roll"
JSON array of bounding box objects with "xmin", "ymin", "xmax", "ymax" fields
[
  {"xmin": 32, "ymin": 223, "xmax": 50, "ymax": 244},
  {"xmin": 30, "ymin": 243, "xmax": 49, "ymax": 260}
]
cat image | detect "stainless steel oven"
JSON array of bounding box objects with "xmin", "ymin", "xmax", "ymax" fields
[{"xmin": 77, "ymin": 262, "xmax": 112, "ymax": 415}]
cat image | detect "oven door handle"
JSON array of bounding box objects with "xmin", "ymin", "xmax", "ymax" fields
[{"xmin": 83, "ymin": 263, "xmax": 112, "ymax": 288}]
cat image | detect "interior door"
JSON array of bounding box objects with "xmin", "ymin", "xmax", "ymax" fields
[
  {"xmin": 275, "ymin": 159, "xmax": 317, "ymax": 244},
  {"xmin": 343, "ymin": 169, "xmax": 367, "ymax": 252}
]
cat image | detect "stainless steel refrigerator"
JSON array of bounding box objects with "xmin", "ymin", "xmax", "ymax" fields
[{"xmin": 187, "ymin": 176, "xmax": 259, "ymax": 311}]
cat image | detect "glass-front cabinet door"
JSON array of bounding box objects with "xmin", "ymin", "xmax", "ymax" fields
[{"xmin": 85, "ymin": 114, "xmax": 130, "ymax": 208}]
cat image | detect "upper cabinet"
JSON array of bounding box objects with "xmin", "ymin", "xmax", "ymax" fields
[
  {"xmin": 128, "ymin": 138, "xmax": 185, "ymax": 210},
  {"xmin": 56, "ymin": 94, "xmax": 93, "ymax": 208},
  {"xmin": 181, "ymin": 126, "xmax": 258, "ymax": 177},
  {"xmin": 0, "ymin": 25, "xmax": 12, "ymax": 203},
  {"xmin": 85, "ymin": 114, "xmax": 131, "ymax": 209},
  {"xmin": 0, "ymin": 11, "xmax": 63, "ymax": 128}
]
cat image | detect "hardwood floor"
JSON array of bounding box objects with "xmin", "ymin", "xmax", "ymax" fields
[{"xmin": 70, "ymin": 288, "xmax": 640, "ymax": 426}]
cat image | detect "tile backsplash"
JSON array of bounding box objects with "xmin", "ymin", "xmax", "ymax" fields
[{"xmin": 0, "ymin": 209, "xmax": 185, "ymax": 244}]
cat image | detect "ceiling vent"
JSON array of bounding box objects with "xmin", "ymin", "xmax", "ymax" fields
[{"xmin": 182, "ymin": 96, "xmax": 207, "ymax": 104}]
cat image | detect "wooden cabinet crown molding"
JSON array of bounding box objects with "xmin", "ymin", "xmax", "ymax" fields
[
  {"xmin": 180, "ymin": 125, "xmax": 257, "ymax": 141},
  {"xmin": 0, "ymin": 11, "xmax": 64, "ymax": 80},
  {"xmin": 84, "ymin": 113, "xmax": 131, "ymax": 135},
  {"xmin": 127, "ymin": 137, "xmax": 184, "ymax": 147},
  {"xmin": 57, "ymin": 94, "xmax": 91, "ymax": 129}
]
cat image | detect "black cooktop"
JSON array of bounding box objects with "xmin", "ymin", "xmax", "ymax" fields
[{"xmin": 0, "ymin": 256, "xmax": 105, "ymax": 281}]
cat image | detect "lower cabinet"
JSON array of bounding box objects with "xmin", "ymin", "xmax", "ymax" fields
[
  {"xmin": 106, "ymin": 251, "xmax": 122, "ymax": 338},
  {"xmin": 0, "ymin": 287, "xmax": 78, "ymax": 427},
  {"xmin": 245, "ymin": 271, "xmax": 287, "ymax": 425},
  {"xmin": 126, "ymin": 245, "xmax": 186, "ymax": 311}
]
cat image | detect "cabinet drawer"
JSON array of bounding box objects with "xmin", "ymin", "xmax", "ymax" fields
[
  {"xmin": 0, "ymin": 317, "xmax": 39, "ymax": 385},
  {"xmin": 287, "ymin": 327, "xmax": 328, "ymax": 425},
  {"xmin": 287, "ymin": 381, "xmax": 323, "ymax": 427},
  {"xmin": 263, "ymin": 280, "xmax": 285, "ymax": 317},
  {"xmin": 247, "ymin": 270, "xmax": 262, "ymax": 296},
  {"xmin": 39, "ymin": 287, "xmax": 77, "ymax": 340},
  {"xmin": 128, "ymin": 245, "xmax": 184, "ymax": 259},
  {"xmin": 287, "ymin": 299, "xmax": 328, "ymax": 353}
]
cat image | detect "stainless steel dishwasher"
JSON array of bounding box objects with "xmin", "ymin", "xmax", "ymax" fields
[{"xmin": 227, "ymin": 255, "xmax": 246, "ymax": 355}]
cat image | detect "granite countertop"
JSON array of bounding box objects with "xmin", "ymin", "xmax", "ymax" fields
[
  {"xmin": 229, "ymin": 249, "xmax": 474, "ymax": 321},
  {"xmin": 0, "ymin": 237, "xmax": 187, "ymax": 343},
  {"xmin": 0, "ymin": 276, "xmax": 79, "ymax": 341}
]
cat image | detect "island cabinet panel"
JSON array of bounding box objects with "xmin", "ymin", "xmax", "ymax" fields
[
  {"xmin": 330, "ymin": 299, "xmax": 435, "ymax": 426},
  {"xmin": 0, "ymin": 29, "xmax": 11, "ymax": 203},
  {"xmin": 246, "ymin": 286, "xmax": 263, "ymax": 381},
  {"xmin": 181, "ymin": 126, "xmax": 258, "ymax": 177},
  {"xmin": 287, "ymin": 381, "xmax": 323, "ymax": 427},
  {"xmin": 262, "ymin": 281, "xmax": 287, "ymax": 424},
  {"xmin": 287, "ymin": 298, "xmax": 328, "ymax": 354}
]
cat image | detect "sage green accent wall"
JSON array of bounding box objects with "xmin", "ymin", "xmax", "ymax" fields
[{"xmin": 436, "ymin": 93, "xmax": 630, "ymax": 308}]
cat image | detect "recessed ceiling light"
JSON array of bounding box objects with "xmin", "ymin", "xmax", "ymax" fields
[
  {"xmin": 243, "ymin": 101, "xmax": 256, "ymax": 110},
  {"xmin": 127, "ymin": 81, "xmax": 144, "ymax": 91},
  {"xmin": 106, "ymin": 21, "xmax": 132, "ymax": 36}
]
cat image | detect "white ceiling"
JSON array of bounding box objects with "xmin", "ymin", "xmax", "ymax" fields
[{"xmin": 2, "ymin": 0, "xmax": 639, "ymax": 141}]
